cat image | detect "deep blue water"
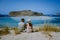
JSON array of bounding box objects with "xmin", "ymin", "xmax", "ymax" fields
[{"xmin": 0, "ymin": 16, "xmax": 60, "ymax": 28}]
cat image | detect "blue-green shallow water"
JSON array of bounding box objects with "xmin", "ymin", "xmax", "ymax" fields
[{"xmin": 0, "ymin": 16, "xmax": 60, "ymax": 28}]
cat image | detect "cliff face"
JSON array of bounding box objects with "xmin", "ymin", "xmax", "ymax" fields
[{"xmin": 9, "ymin": 10, "xmax": 44, "ymax": 16}]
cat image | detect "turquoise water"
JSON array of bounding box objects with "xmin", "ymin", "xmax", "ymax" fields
[{"xmin": 0, "ymin": 16, "xmax": 60, "ymax": 28}]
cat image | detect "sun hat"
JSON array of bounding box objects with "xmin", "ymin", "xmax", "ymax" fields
[{"xmin": 27, "ymin": 19, "xmax": 31, "ymax": 21}]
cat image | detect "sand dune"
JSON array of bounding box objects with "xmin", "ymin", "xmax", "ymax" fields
[{"xmin": 0, "ymin": 32, "xmax": 60, "ymax": 40}]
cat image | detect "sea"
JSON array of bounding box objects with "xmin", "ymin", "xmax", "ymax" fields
[{"xmin": 0, "ymin": 16, "xmax": 60, "ymax": 28}]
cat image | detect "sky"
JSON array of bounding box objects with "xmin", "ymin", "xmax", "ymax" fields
[{"xmin": 0, "ymin": 0, "xmax": 60, "ymax": 15}]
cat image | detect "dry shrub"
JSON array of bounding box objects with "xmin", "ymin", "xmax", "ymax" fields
[
  {"xmin": 33, "ymin": 28, "xmax": 39, "ymax": 32},
  {"xmin": 42, "ymin": 24, "xmax": 60, "ymax": 32},
  {"xmin": 12, "ymin": 28, "xmax": 21, "ymax": 35},
  {"xmin": 32, "ymin": 24, "xmax": 60, "ymax": 32},
  {"xmin": 0, "ymin": 27, "xmax": 9, "ymax": 36}
]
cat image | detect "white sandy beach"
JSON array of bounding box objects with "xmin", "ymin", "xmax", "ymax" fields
[{"xmin": 0, "ymin": 32, "xmax": 60, "ymax": 40}]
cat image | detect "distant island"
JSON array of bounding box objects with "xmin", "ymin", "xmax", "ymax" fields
[
  {"xmin": 0, "ymin": 14, "xmax": 10, "ymax": 17},
  {"xmin": 0, "ymin": 10, "xmax": 60, "ymax": 17},
  {"xmin": 9, "ymin": 10, "xmax": 44, "ymax": 16},
  {"xmin": 46, "ymin": 13, "xmax": 60, "ymax": 17}
]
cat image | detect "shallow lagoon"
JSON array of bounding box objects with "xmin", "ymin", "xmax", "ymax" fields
[{"xmin": 0, "ymin": 16, "xmax": 60, "ymax": 27}]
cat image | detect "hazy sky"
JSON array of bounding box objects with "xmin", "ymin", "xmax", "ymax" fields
[{"xmin": 0, "ymin": 0, "xmax": 60, "ymax": 15}]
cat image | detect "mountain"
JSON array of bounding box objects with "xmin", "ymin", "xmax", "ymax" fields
[
  {"xmin": 0, "ymin": 14, "xmax": 10, "ymax": 17},
  {"xmin": 45, "ymin": 15, "xmax": 60, "ymax": 17},
  {"xmin": 9, "ymin": 10, "xmax": 44, "ymax": 16}
]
